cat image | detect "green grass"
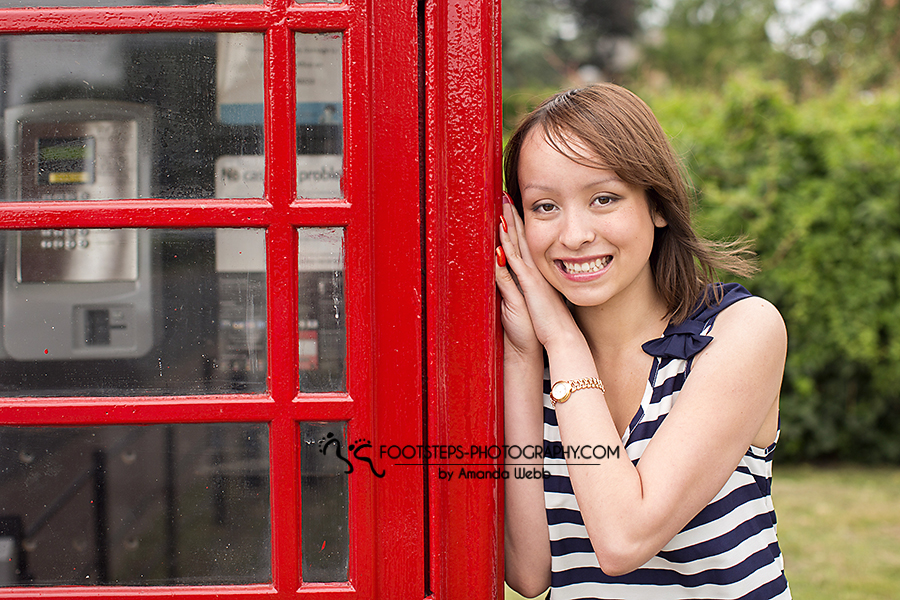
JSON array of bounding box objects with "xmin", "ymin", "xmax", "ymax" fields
[
  {"xmin": 775, "ymin": 465, "xmax": 900, "ymax": 599},
  {"xmin": 505, "ymin": 465, "xmax": 900, "ymax": 599}
]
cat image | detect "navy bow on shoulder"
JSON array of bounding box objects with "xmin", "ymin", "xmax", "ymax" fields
[{"xmin": 641, "ymin": 283, "xmax": 753, "ymax": 360}]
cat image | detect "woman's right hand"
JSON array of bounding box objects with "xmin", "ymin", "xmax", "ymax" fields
[{"xmin": 495, "ymin": 196, "xmax": 543, "ymax": 359}]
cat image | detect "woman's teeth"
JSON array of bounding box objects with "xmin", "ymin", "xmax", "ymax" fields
[{"xmin": 562, "ymin": 256, "xmax": 611, "ymax": 274}]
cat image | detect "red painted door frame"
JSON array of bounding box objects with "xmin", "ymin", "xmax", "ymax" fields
[{"xmin": 423, "ymin": 0, "xmax": 504, "ymax": 596}]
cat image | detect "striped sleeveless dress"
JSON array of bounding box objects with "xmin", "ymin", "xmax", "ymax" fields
[{"xmin": 543, "ymin": 283, "xmax": 790, "ymax": 599}]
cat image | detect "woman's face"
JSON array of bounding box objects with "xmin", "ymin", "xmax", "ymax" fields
[{"xmin": 518, "ymin": 130, "xmax": 666, "ymax": 309}]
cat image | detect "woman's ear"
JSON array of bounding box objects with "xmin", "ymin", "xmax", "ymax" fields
[
  {"xmin": 652, "ymin": 210, "xmax": 668, "ymax": 228},
  {"xmin": 646, "ymin": 190, "xmax": 667, "ymax": 228}
]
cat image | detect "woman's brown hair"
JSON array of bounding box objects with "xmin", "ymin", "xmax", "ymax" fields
[{"xmin": 503, "ymin": 84, "xmax": 756, "ymax": 324}]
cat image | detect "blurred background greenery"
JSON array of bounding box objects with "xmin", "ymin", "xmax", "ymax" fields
[
  {"xmin": 501, "ymin": 0, "xmax": 900, "ymax": 596},
  {"xmin": 503, "ymin": 0, "xmax": 900, "ymax": 464}
]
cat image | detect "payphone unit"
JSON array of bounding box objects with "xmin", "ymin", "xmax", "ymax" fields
[{"xmin": 3, "ymin": 100, "xmax": 155, "ymax": 361}]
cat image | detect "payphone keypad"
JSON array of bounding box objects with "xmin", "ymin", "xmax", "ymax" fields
[{"xmin": 37, "ymin": 229, "xmax": 90, "ymax": 251}]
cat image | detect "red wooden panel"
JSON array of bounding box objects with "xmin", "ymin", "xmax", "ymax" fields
[
  {"xmin": 0, "ymin": 0, "xmax": 501, "ymax": 594},
  {"xmin": 0, "ymin": 5, "xmax": 354, "ymax": 33},
  {"xmin": 368, "ymin": 0, "xmax": 426, "ymax": 595},
  {"xmin": 424, "ymin": 0, "xmax": 504, "ymax": 596}
]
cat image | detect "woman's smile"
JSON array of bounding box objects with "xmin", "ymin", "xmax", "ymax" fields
[{"xmin": 557, "ymin": 255, "xmax": 612, "ymax": 277}]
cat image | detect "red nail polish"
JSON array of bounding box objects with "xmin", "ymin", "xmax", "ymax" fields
[
  {"xmin": 502, "ymin": 191, "xmax": 512, "ymax": 205},
  {"xmin": 500, "ymin": 215, "xmax": 508, "ymax": 233},
  {"xmin": 495, "ymin": 246, "xmax": 506, "ymax": 267}
]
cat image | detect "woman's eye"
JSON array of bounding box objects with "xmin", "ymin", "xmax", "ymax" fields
[
  {"xmin": 592, "ymin": 195, "xmax": 616, "ymax": 206},
  {"xmin": 533, "ymin": 202, "xmax": 556, "ymax": 213}
]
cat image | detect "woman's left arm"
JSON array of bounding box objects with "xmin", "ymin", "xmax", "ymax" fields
[{"xmin": 551, "ymin": 297, "xmax": 787, "ymax": 576}]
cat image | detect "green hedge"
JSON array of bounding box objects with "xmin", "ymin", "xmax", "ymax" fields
[{"xmin": 643, "ymin": 77, "xmax": 900, "ymax": 462}]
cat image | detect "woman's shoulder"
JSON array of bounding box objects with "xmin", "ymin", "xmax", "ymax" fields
[{"xmin": 708, "ymin": 285, "xmax": 787, "ymax": 354}]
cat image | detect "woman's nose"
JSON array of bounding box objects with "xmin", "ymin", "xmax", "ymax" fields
[{"xmin": 559, "ymin": 210, "xmax": 596, "ymax": 249}]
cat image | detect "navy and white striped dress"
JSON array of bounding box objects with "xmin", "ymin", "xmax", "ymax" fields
[{"xmin": 543, "ymin": 283, "xmax": 790, "ymax": 599}]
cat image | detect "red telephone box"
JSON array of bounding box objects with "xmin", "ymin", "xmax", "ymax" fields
[{"xmin": 0, "ymin": 0, "xmax": 502, "ymax": 596}]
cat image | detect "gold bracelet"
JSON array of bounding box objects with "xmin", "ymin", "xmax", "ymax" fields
[{"xmin": 550, "ymin": 377, "xmax": 605, "ymax": 408}]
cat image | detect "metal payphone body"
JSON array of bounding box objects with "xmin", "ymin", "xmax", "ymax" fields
[{"xmin": 3, "ymin": 100, "xmax": 155, "ymax": 360}]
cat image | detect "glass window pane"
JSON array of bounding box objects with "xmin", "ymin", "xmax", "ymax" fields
[
  {"xmin": 1, "ymin": 33, "xmax": 263, "ymax": 201},
  {"xmin": 299, "ymin": 422, "xmax": 348, "ymax": 583},
  {"xmin": 0, "ymin": 423, "xmax": 270, "ymax": 586},
  {"xmin": 295, "ymin": 33, "xmax": 343, "ymax": 199},
  {"xmin": 0, "ymin": 228, "xmax": 267, "ymax": 397},
  {"xmin": 298, "ymin": 228, "xmax": 345, "ymax": 393}
]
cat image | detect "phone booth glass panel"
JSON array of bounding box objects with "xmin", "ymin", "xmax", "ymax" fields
[
  {"xmin": 297, "ymin": 228, "xmax": 345, "ymax": 393},
  {"xmin": 0, "ymin": 423, "xmax": 271, "ymax": 585},
  {"xmin": 295, "ymin": 33, "xmax": 342, "ymax": 196},
  {"xmin": 0, "ymin": 228, "xmax": 268, "ymax": 396},
  {"xmin": 1, "ymin": 33, "xmax": 266, "ymax": 201},
  {"xmin": 298, "ymin": 421, "xmax": 348, "ymax": 583}
]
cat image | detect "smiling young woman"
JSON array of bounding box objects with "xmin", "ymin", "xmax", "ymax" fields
[{"xmin": 497, "ymin": 84, "xmax": 791, "ymax": 600}]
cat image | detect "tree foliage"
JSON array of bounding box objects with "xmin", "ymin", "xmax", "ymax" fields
[
  {"xmin": 502, "ymin": 0, "xmax": 572, "ymax": 89},
  {"xmin": 635, "ymin": 0, "xmax": 900, "ymax": 95},
  {"xmin": 502, "ymin": 0, "xmax": 639, "ymax": 89},
  {"xmin": 501, "ymin": 0, "xmax": 900, "ymax": 462},
  {"xmin": 786, "ymin": 0, "xmax": 900, "ymax": 90},
  {"xmin": 637, "ymin": 0, "xmax": 785, "ymax": 87},
  {"xmin": 644, "ymin": 77, "xmax": 900, "ymax": 462}
]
